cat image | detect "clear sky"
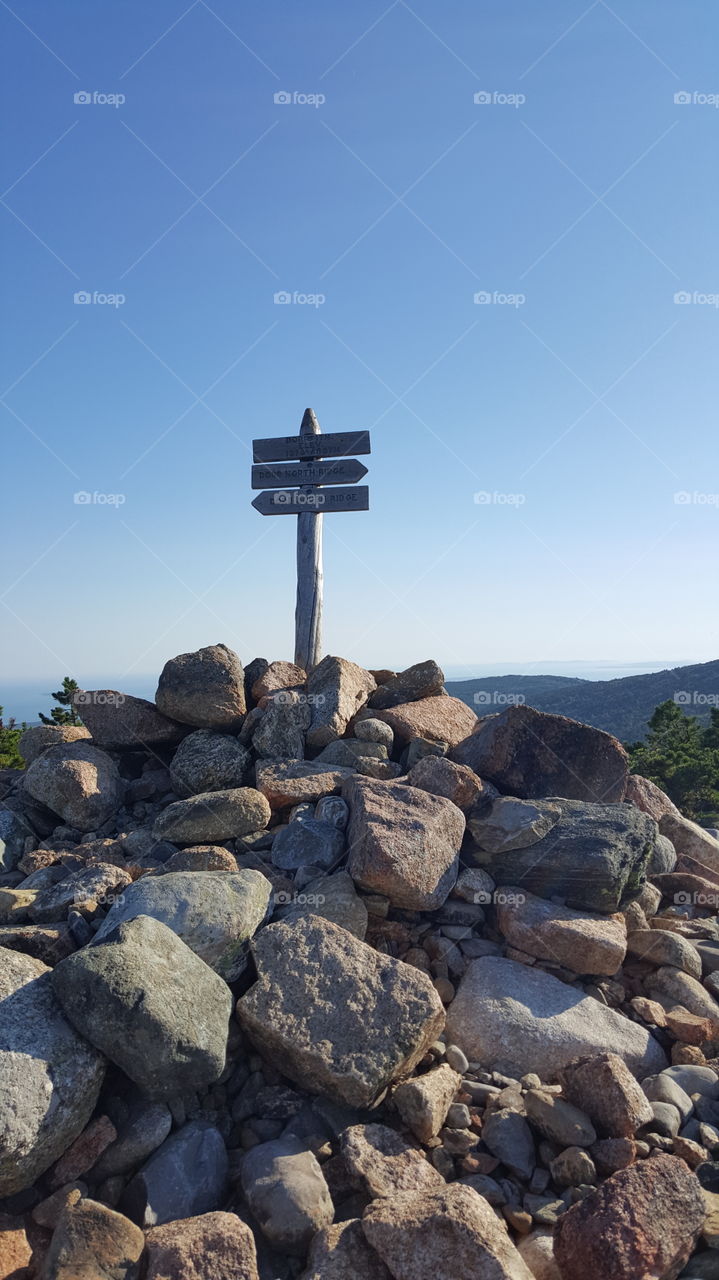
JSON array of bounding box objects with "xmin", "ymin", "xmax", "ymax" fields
[{"xmin": 2, "ymin": 0, "xmax": 718, "ymax": 694}]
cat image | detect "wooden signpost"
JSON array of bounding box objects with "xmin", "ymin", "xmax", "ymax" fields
[{"xmin": 251, "ymin": 408, "xmax": 371, "ymax": 671}]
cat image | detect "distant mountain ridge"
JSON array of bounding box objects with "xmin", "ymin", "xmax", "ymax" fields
[{"xmin": 446, "ymin": 659, "xmax": 719, "ymax": 742}]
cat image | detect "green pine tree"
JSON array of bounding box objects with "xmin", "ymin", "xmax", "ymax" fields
[
  {"xmin": 0, "ymin": 707, "xmax": 27, "ymax": 769},
  {"xmin": 38, "ymin": 677, "xmax": 82, "ymax": 726}
]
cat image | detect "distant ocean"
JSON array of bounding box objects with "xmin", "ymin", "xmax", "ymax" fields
[{"xmin": 1, "ymin": 660, "xmax": 693, "ymax": 725}]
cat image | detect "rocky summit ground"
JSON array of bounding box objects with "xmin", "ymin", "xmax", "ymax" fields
[{"xmin": 2, "ymin": 648, "xmax": 719, "ymax": 1278}]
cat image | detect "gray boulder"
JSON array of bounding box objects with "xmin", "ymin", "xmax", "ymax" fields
[
  {"xmin": 121, "ymin": 1120, "xmax": 228, "ymax": 1226},
  {"xmin": 155, "ymin": 644, "xmax": 246, "ymax": 729},
  {"xmin": 24, "ymin": 742, "xmax": 123, "ymax": 832},
  {"xmin": 271, "ymin": 818, "xmax": 344, "ymax": 871},
  {"xmin": 0, "ymin": 948, "xmax": 105, "ymax": 1195},
  {"xmin": 153, "ymin": 787, "xmax": 270, "ymax": 844},
  {"xmin": 93, "ymin": 869, "xmax": 272, "ymax": 980},
  {"xmin": 169, "ymin": 729, "xmax": 251, "ymax": 797},
  {"xmin": 0, "ymin": 806, "xmax": 31, "ymax": 873},
  {"xmin": 282, "ymin": 870, "xmax": 368, "ymax": 939},
  {"xmin": 451, "ymin": 704, "xmax": 629, "ymax": 802},
  {"xmin": 446, "ymin": 956, "xmax": 667, "ymax": 1080},
  {"xmin": 467, "ymin": 797, "xmax": 657, "ymax": 913},
  {"xmin": 18, "ymin": 723, "xmax": 90, "ymax": 766},
  {"xmin": 238, "ymin": 915, "xmax": 445, "ymax": 1108},
  {"xmin": 50, "ymin": 914, "xmax": 232, "ymax": 1099},
  {"xmin": 73, "ymin": 690, "xmax": 186, "ymax": 749},
  {"xmin": 240, "ymin": 1135, "xmax": 334, "ymax": 1254},
  {"xmin": 369, "ymin": 659, "xmax": 445, "ymax": 709},
  {"xmin": 252, "ymin": 690, "xmax": 310, "ymax": 759}
]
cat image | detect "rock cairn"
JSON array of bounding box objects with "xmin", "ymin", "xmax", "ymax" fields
[{"xmin": 1, "ymin": 645, "xmax": 719, "ymax": 1277}]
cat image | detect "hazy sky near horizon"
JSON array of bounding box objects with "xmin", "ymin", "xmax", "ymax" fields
[{"xmin": 2, "ymin": 0, "xmax": 718, "ymax": 684}]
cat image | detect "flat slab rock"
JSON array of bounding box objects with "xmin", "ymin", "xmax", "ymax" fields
[
  {"xmin": 554, "ymin": 1152, "xmax": 705, "ymax": 1280},
  {"xmin": 362, "ymin": 1184, "xmax": 535, "ymax": 1280},
  {"xmin": 373, "ymin": 695, "xmax": 478, "ymax": 747},
  {"xmin": 344, "ymin": 776, "xmax": 465, "ymax": 910},
  {"xmin": 0, "ymin": 947, "xmax": 105, "ymax": 1196},
  {"xmin": 153, "ymin": 787, "xmax": 270, "ymax": 844},
  {"xmin": 255, "ymin": 760, "xmax": 356, "ymax": 809},
  {"xmin": 496, "ymin": 889, "xmax": 627, "ymax": 976},
  {"xmin": 237, "ymin": 915, "xmax": 445, "ymax": 1108},
  {"xmin": 73, "ymin": 690, "xmax": 187, "ymax": 749},
  {"xmin": 445, "ymin": 955, "xmax": 667, "ymax": 1081},
  {"xmin": 451, "ymin": 703, "xmax": 629, "ymax": 802}
]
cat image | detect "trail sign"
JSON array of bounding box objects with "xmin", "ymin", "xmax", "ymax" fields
[
  {"xmin": 253, "ymin": 430, "xmax": 370, "ymax": 463},
  {"xmin": 251, "ymin": 459, "xmax": 368, "ymax": 489},
  {"xmin": 251, "ymin": 410, "xmax": 371, "ymax": 671},
  {"xmin": 251, "ymin": 485, "xmax": 369, "ymax": 516}
]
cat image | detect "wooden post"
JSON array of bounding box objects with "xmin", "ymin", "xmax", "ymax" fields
[{"xmin": 294, "ymin": 407, "xmax": 323, "ymax": 671}]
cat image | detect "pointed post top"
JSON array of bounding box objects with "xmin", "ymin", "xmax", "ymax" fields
[{"xmin": 300, "ymin": 407, "xmax": 321, "ymax": 436}]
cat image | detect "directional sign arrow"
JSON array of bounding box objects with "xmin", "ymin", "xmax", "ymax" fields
[
  {"xmin": 252, "ymin": 485, "xmax": 369, "ymax": 516},
  {"xmin": 251, "ymin": 459, "xmax": 368, "ymax": 489},
  {"xmin": 252, "ymin": 430, "xmax": 370, "ymax": 463}
]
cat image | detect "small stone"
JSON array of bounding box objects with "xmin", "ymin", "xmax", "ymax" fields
[
  {"xmin": 517, "ymin": 1228, "xmax": 563, "ymax": 1280},
  {"xmin": 553, "ymin": 1152, "xmax": 705, "ymax": 1280},
  {"xmin": 445, "ymin": 1044, "xmax": 469, "ymax": 1073},
  {"xmin": 153, "ymin": 787, "xmax": 270, "ymax": 843},
  {"xmin": 144, "ymin": 1211, "xmax": 260, "ymax": 1280},
  {"xmin": 642, "ymin": 1074, "xmax": 694, "ymax": 1122},
  {"xmin": 481, "ymin": 1109, "xmax": 536, "ymax": 1181},
  {"xmin": 549, "ymin": 1146, "xmax": 597, "ymax": 1187},
  {"xmin": 48, "ymin": 1115, "xmax": 117, "ymax": 1189},
  {"xmin": 271, "ymin": 818, "xmax": 344, "ymax": 871},
  {"xmin": 559, "ymin": 1052, "xmax": 656, "ymax": 1136},
  {"xmin": 362, "ymin": 1183, "xmax": 536, "ymax": 1280},
  {"xmin": 240, "ymin": 1135, "xmax": 333, "ymax": 1254},
  {"xmin": 589, "ymin": 1137, "xmax": 636, "ymax": 1175},
  {"xmin": 355, "ymin": 718, "xmax": 394, "ymax": 748},
  {"xmin": 300, "ymin": 1218, "xmax": 392, "ymax": 1280},
  {"xmin": 90, "ymin": 1101, "xmax": 173, "ymax": 1181},
  {"xmin": 627, "ymin": 929, "xmax": 702, "ymax": 977},
  {"xmin": 169, "ymin": 730, "xmax": 250, "ymax": 796},
  {"xmin": 0, "ymin": 1213, "xmax": 32, "ymax": 1275},
  {"xmin": 341, "ymin": 1123, "xmax": 444, "ymax": 1197},
  {"xmin": 252, "ymin": 660, "xmax": 306, "ymax": 700},
  {"xmin": 392, "ymin": 1064, "xmax": 461, "ymax": 1143},
  {"xmin": 524, "ymin": 1090, "xmax": 596, "ymax": 1148},
  {"xmin": 43, "ymin": 1198, "xmax": 144, "ymax": 1280},
  {"xmin": 121, "ymin": 1121, "xmax": 228, "ymax": 1227}
]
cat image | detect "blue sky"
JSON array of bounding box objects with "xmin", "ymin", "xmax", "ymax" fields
[{"xmin": 2, "ymin": 0, "xmax": 718, "ymax": 701}]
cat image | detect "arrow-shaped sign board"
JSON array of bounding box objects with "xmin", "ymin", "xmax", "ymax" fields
[
  {"xmin": 253, "ymin": 430, "xmax": 370, "ymax": 463},
  {"xmin": 251, "ymin": 459, "xmax": 368, "ymax": 489},
  {"xmin": 252, "ymin": 485, "xmax": 369, "ymax": 516}
]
